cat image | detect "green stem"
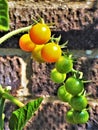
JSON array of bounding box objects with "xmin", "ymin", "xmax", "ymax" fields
[
  {"xmin": 0, "ymin": 98, "xmax": 5, "ymax": 130},
  {"xmin": 71, "ymin": 68, "xmax": 83, "ymax": 79},
  {"xmin": 32, "ymin": 18, "xmax": 38, "ymax": 24},
  {"xmin": 2, "ymin": 92, "xmax": 24, "ymax": 107},
  {"xmin": 0, "ymin": 86, "xmax": 24, "ymax": 107},
  {"xmin": 40, "ymin": 18, "xmax": 45, "ymax": 24},
  {"xmin": 82, "ymin": 80, "xmax": 92, "ymax": 83},
  {"xmin": 50, "ymin": 35, "xmax": 61, "ymax": 43},
  {"xmin": 60, "ymin": 40, "xmax": 68, "ymax": 49},
  {"xmin": 0, "ymin": 25, "xmax": 32, "ymax": 45}
]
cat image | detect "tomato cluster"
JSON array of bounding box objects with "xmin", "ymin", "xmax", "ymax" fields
[
  {"xmin": 18, "ymin": 18, "xmax": 89, "ymax": 125},
  {"xmin": 19, "ymin": 19, "xmax": 62, "ymax": 63},
  {"xmin": 51, "ymin": 54, "xmax": 89, "ymax": 124}
]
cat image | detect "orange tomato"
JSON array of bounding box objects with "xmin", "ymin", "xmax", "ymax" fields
[
  {"xmin": 29, "ymin": 23, "xmax": 51, "ymax": 45},
  {"xmin": 41, "ymin": 42, "xmax": 62, "ymax": 63},
  {"xmin": 19, "ymin": 34, "xmax": 36, "ymax": 52}
]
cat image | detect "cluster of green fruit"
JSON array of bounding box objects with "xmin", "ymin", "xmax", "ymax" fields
[{"xmin": 50, "ymin": 55, "xmax": 89, "ymax": 124}]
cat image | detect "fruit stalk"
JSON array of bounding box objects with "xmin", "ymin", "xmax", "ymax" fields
[
  {"xmin": 0, "ymin": 86, "xmax": 24, "ymax": 107},
  {"xmin": 0, "ymin": 25, "xmax": 32, "ymax": 44}
]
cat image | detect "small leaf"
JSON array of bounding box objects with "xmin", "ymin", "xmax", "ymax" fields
[
  {"xmin": 0, "ymin": 0, "xmax": 9, "ymax": 31},
  {"xmin": 9, "ymin": 97, "xmax": 43, "ymax": 130}
]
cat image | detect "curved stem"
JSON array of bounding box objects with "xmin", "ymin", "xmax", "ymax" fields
[
  {"xmin": 40, "ymin": 18, "xmax": 45, "ymax": 24},
  {"xmin": 71, "ymin": 68, "xmax": 83, "ymax": 79},
  {"xmin": 50, "ymin": 35, "xmax": 61, "ymax": 43},
  {"xmin": 0, "ymin": 25, "xmax": 32, "ymax": 45},
  {"xmin": 0, "ymin": 86, "xmax": 24, "ymax": 107},
  {"xmin": 2, "ymin": 92, "xmax": 24, "ymax": 107},
  {"xmin": 60, "ymin": 41, "xmax": 68, "ymax": 49}
]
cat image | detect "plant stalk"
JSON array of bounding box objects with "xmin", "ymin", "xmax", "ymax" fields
[
  {"xmin": 2, "ymin": 92, "xmax": 24, "ymax": 107},
  {"xmin": 0, "ymin": 25, "xmax": 32, "ymax": 45},
  {"xmin": 0, "ymin": 86, "xmax": 24, "ymax": 107}
]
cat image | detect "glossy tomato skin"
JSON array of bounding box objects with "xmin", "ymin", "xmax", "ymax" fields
[
  {"xmin": 19, "ymin": 34, "xmax": 36, "ymax": 52},
  {"xmin": 41, "ymin": 42, "xmax": 62, "ymax": 63},
  {"xmin": 29, "ymin": 23, "xmax": 51, "ymax": 45},
  {"xmin": 70, "ymin": 95, "xmax": 88, "ymax": 111},
  {"xmin": 65, "ymin": 109, "xmax": 76, "ymax": 124},
  {"xmin": 50, "ymin": 68, "xmax": 66, "ymax": 83},
  {"xmin": 55, "ymin": 56, "xmax": 73, "ymax": 74},
  {"xmin": 73, "ymin": 110, "xmax": 89, "ymax": 124},
  {"xmin": 65, "ymin": 77, "xmax": 84, "ymax": 96},
  {"xmin": 57, "ymin": 85, "xmax": 72, "ymax": 102}
]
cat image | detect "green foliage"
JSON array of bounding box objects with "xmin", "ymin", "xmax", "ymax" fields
[
  {"xmin": 0, "ymin": 0, "xmax": 9, "ymax": 31},
  {"xmin": 9, "ymin": 97, "xmax": 43, "ymax": 130}
]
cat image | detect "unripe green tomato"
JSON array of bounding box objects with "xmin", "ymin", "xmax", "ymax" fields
[
  {"xmin": 50, "ymin": 68, "xmax": 66, "ymax": 83},
  {"xmin": 70, "ymin": 95, "xmax": 88, "ymax": 111},
  {"xmin": 65, "ymin": 109, "xmax": 76, "ymax": 124},
  {"xmin": 57, "ymin": 85, "xmax": 72, "ymax": 102},
  {"xmin": 73, "ymin": 110, "xmax": 89, "ymax": 124},
  {"xmin": 55, "ymin": 56, "xmax": 73, "ymax": 74},
  {"xmin": 65, "ymin": 77, "xmax": 84, "ymax": 96}
]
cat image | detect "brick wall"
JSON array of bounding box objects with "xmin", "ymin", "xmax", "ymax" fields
[{"xmin": 1, "ymin": 0, "xmax": 98, "ymax": 130}]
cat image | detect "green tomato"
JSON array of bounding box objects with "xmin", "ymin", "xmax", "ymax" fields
[
  {"xmin": 55, "ymin": 56, "xmax": 73, "ymax": 74},
  {"xmin": 65, "ymin": 109, "xmax": 76, "ymax": 124},
  {"xmin": 50, "ymin": 68, "xmax": 66, "ymax": 83},
  {"xmin": 73, "ymin": 110, "xmax": 89, "ymax": 124},
  {"xmin": 57, "ymin": 85, "xmax": 72, "ymax": 102},
  {"xmin": 65, "ymin": 77, "xmax": 84, "ymax": 96},
  {"xmin": 70, "ymin": 95, "xmax": 88, "ymax": 111}
]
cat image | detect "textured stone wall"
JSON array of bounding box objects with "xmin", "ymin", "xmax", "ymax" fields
[
  {"xmin": 8, "ymin": 0, "xmax": 97, "ymax": 31},
  {"xmin": 1, "ymin": 0, "xmax": 96, "ymax": 50}
]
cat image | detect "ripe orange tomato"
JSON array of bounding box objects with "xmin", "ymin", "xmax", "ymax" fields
[
  {"xmin": 41, "ymin": 42, "xmax": 62, "ymax": 63},
  {"xmin": 29, "ymin": 23, "xmax": 51, "ymax": 45},
  {"xmin": 19, "ymin": 34, "xmax": 36, "ymax": 52}
]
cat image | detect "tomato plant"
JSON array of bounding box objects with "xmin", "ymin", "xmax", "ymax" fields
[
  {"xmin": 65, "ymin": 77, "xmax": 84, "ymax": 96},
  {"xmin": 0, "ymin": 12, "xmax": 91, "ymax": 129},
  {"xmin": 55, "ymin": 55, "xmax": 73, "ymax": 73},
  {"xmin": 29, "ymin": 23, "xmax": 51, "ymax": 45},
  {"xmin": 70, "ymin": 95, "xmax": 88, "ymax": 111},
  {"xmin": 41, "ymin": 42, "xmax": 62, "ymax": 63},
  {"xmin": 19, "ymin": 34, "xmax": 36, "ymax": 52}
]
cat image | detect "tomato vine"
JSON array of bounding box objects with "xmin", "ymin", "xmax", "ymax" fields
[
  {"xmin": 0, "ymin": 16, "xmax": 91, "ymax": 129},
  {"xmin": 17, "ymin": 17, "xmax": 90, "ymax": 125}
]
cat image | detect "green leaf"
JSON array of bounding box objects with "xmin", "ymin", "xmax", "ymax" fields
[
  {"xmin": 0, "ymin": 0, "xmax": 9, "ymax": 31},
  {"xmin": 9, "ymin": 97, "xmax": 43, "ymax": 130}
]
